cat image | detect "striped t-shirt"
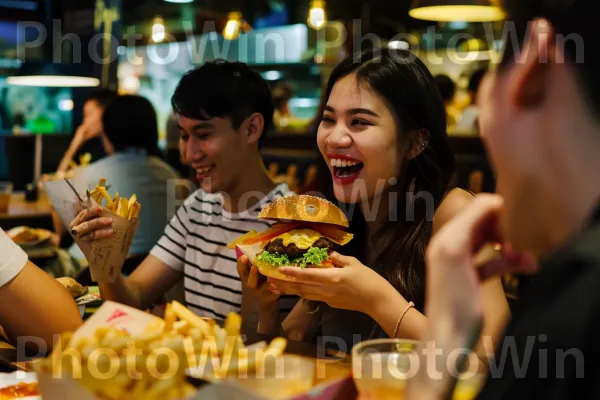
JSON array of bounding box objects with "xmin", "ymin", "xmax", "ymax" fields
[{"xmin": 150, "ymin": 183, "xmax": 297, "ymax": 320}]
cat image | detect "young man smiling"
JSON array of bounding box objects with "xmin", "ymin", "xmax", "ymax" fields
[{"xmin": 71, "ymin": 60, "xmax": 296, "ymax": 321}]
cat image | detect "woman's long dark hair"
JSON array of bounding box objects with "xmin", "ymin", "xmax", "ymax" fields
[{"xmin": 311, "ymin": 48, "xmax": 455, "ymax": 311}]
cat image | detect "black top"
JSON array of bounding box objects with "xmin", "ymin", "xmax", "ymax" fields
[{"xmin": 478, "ymin": 204, "xmax": 600, "ymax": 399}]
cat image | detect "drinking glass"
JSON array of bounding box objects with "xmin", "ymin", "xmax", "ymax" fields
[
  {"xmin": 352, "ymin": 339, "xmax": 484, "ymax": 400},
  {"xmin": 0, "ymin": 182, "xmax": 13, "ymax": 214}
]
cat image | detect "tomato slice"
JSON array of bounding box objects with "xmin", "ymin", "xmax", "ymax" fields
[
  {"xmin": 309, "ymin": 223, "xmax": 354, "ymax": 245},
  {"xmin": 242, "ymin": 222, "xmax": 301, "ymax": 245},
  {"xmin": 227, "ymin": 230, "xmax": 259, "ymax": 249},
  {"xmin": 321, "ymin": 259, "xmax": 334, "ymax": 267}
]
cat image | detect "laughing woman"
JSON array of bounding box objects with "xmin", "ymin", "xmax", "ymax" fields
[{"xmin": 238, "ymin": 48, "xmax": 509, "ymax": 350}]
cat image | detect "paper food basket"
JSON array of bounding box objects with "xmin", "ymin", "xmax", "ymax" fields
[
  {"xmin": 42, "ymin": 178, "xmax": 139, "ymax": 282},
  {"xmin": 33, "ymin": 301, "xmax": 184, "ymax": 400}
]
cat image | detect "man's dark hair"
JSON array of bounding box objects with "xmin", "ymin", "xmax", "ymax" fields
[
  {"xmin": 102, "ymin": 95, "xmax": 160, "ymax": 156},
  {"xmin": 171, "ymin": 60, "xmax": 274, "ymax": 148},
  {"xmin": 500, "ymin": 0, "xmax": 599, "ymax": 116},
  {"xmin": 434, "ymin": 74, "xmax": 456, "ymax": 103},
  {"xmin": 85, "ymin": 89, "xmax": 117, "ymax": 109},
  {"xmin": 468, "ymin": 69, "xmax": 486, "ymax": 97}
]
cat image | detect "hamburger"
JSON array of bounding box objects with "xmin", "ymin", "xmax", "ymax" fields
[{"xmin": 228, "ymin": 195, "xmax": 353, "ymax": 281}]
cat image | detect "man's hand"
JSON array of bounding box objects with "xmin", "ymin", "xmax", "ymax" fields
[{"xmin": 407, "ymin": 195, "xmax": 538, "ymax": 399}]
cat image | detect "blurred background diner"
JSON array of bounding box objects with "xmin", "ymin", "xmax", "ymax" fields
[{"xmin": 0, "ymin": 0, "xmax": 508, "ymax": 297}]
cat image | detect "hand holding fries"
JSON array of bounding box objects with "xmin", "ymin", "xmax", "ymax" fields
[
  {"xmin": 68, "ymin": 178, "xmax": 142, "ymax": 282},
  {"xmin": 70, "ymin": 178, "xmax": 140, "ymax": 240}
]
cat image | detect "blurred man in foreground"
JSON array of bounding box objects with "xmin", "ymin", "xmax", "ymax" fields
[{"xmin": 411, "ymin": 0, "xmax": 600, "ymax": 398}]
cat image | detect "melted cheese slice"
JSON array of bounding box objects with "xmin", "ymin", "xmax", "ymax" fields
[{"xmin": 275, "ymin": 229, "xmax": 322, "ymax": 249}]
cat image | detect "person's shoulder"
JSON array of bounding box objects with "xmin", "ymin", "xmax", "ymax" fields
[
  {"xmin": 433, "ymin": 188, "xmax": 475, "ymax": 234},
  {"xmin": 76, "ymin": 155, "xmax": 117, "ymax": 182},
  {"xmin": 84, "ymin": 154, "xmax": 118, "ymax": 169}
]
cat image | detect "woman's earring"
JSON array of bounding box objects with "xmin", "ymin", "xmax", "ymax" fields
[{"xmin": 420, "ymin": 130, "xmax": 430, "ymax": 151}]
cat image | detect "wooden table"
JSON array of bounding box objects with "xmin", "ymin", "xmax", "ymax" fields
[
  {"xmin": 245, "ymin": 332, "xmax": 353, "ymax": 386},
  {"xmin": 0, "ymin": 192, "xmax": 53, "ymax": 220},
  {"xmin": 0, "ymin": 192, "xmax": 54, "ymax": 231}
]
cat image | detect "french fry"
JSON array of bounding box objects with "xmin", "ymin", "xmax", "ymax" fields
[
  {"xmin": 174, "ymin": 320, "xmax": 190, "ymax": 335},
  {"xmin": 98, "ymin": 178, "xmax": 106, "ymax": 187},
  {"xmin": 163, "ymin": 303, "xmax": 176, "ymax": 333},
  {"xmin": 80, "ymin": 153, "xmax": 92, "ymax": 166},
  {"xmin": 69, "ymin": 160, "xmax": 78, "ymax": 170},
  {"xmin": 224, "ymin": 312, "xmax": 242, "ymax": 337},
  {"xmin": 91, "ymin": 187, "xmax": 104, "ymax": 204},
  {"xmin": 107, "ymin": 192, "xmax": 119, "ymax": 212},
  {"xmin": 128, "ymin": 194, "xmax": 137, "ymax": 210},
  {"xmin": 128, "ymin": 201, "xmax": 141, "ymax": 219},
  {"xmin": 116, "ymin": 198, "xmax": 129, "ymax": 218},
  {"xmin": 97, "ymin": 187, "xmax": 113, "ymax": 205},
  {"xmin": 171, "ymin": 301, "xmax": 211, "ymax": 337}
]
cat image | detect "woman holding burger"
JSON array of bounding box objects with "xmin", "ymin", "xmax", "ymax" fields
[{"xmin": 238, "ymin": 48, "xmax": 510, "ymax": 350}]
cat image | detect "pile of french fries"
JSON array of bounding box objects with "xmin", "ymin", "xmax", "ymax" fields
[
  {"xmin": 88, "ymin": 178, "xmax": 141, "ymax": 220},
  {"xmin": 38, "ymin": 301, "xmax": 287, "ymax": 400}
]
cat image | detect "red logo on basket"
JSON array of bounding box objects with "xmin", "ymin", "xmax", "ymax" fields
[{"xmin": 106, "ymin": 308, "xmax": 129, "ymax": 323}]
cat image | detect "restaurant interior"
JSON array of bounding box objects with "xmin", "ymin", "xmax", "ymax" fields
[{"xmin": 0, "ymin": 0, "xmax": 519, "ymax": 398}]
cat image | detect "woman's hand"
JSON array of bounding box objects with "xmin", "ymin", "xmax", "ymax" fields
[
  {"xmin": 70, "ymin": 206, "xmax": 113, "ymax": 242},
  {"xmin": 236, "ymin": 255, "xmax": 280, "ymax": 312},
  {"xmin": 268, "ymin": 252, "xmax": 392, "ymax": 314}
]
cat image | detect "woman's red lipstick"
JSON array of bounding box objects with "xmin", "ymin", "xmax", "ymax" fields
[{"xmin": 328, "ymin": 153, "xmax": 364, "ymax": 185}]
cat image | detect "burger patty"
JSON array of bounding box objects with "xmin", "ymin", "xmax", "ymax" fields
[{"xmin": 264, "ymin": 238, "xmax": 341, "ymax": 259}]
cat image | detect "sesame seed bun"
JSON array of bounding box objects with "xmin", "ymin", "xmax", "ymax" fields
[{"xmin": 258, "ymin": 195, "xmax": 349, "ymax": 228}]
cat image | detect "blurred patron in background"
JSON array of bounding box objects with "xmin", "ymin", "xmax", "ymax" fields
[
  {"xmin": 272, "ymin": 82, "xmax": 294, "ymax": 130},
  {"xmin": 69, "ymin": 95, "xmax": 180, "ymax": 264},
  {"xmin": 56, "ymin": 90, "xmax": 118, "ymax": 174},
  {"xmin": 434, "ymin": 74, "xmax": 460, "ymax": 130},
  {"xmin": 455, "ymin": 68, "xmax": 486, "ymax": 135}
]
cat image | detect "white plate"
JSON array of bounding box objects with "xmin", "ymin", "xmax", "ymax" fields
[
  {"xmin": 7, "ymin": 227, "xmax": 52, "ymax": 248},
  {"xmin": 0, "ymin": 371, "xmax": 40, "ymax": 399}
]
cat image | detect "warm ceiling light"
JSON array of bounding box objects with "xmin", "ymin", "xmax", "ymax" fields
[
  {"xmin": 223, "ymin": 12, "xmax": 242, "ymax": 40},
  {"xmin": 152, "ymin": 17, "xmax": 166, "ymax": 42},
  {"xmin": 8, "ymin": 76, "xmax": 100, "ymax": 87},
  {"xmin": 7, "ymin": 63, "xmax": 99, "ymax": 87},
  {"xmin": 307, "ymin": 0, "xmax": 327, "ymax": 30},
  {"xmin": 409, "ymin": 1, "xmax": 505, "ymax": 22}
]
